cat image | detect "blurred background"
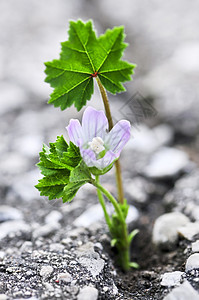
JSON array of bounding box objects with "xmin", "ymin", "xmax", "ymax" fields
[{"xmin": 0, "ymin": 0, "xmax": 199, "ymax": 213}]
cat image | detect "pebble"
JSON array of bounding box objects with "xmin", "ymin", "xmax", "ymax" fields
[
  {"xmin": 0, "ymin": 205, "xmax": 23, "ymax": 222},
  {"xmin": 45, "ymin": 210, "xmax": 62, "ymax": 224},
  {"xmin": 49, "ymin": 243, "xmax": 65, "ymax": 253},
  {"xmin": 0, "ymin": 251, "xmax": 5, "ymax": 260},
  {"xmin": 0, "ymin": 83, "xmax": 27, "ymax": 115},
  {"xmin": 192, "ymin": 240, "xmax": 199, "ymax": 253},
  {"xmin": 152, "ymin": 212, "xmax": 189, "ymax": 249},
  {"xmin": 143, "ymin": 147, "xmax": 189, "ymax": 179},
  {"xmin": 126, "ymin": 124, "xmax": 173, "ymax": 153},
  {"xmin": 40, "ymin": 266, "xmax": 54, "ymax": 277},
  {"xmin": 20, "ymin": 241, "xmax": 33, "ymax": 253},
  {"xmin": 0, "ymin": 295, "xmax": 8, "ymax": 300},
  {"xmin": 33, "ymin": 222, "xmax": 60, "ymax": 239},
  {"xmin": 161, "ymin": 271, "xmax": 184, "ymax": 287},
  {"xmin": 164, "ymin": 170, "xmax": 199, "ymax": 221},
  {"xmin": 185, "ymin": 253, "xmax": 199, "ymax": 272},
  {"xmin": 0, "ymin": 220, "xmax": 30, "ymax": 240},
  {"xmin": 76, "ymin": 242, "xmax": 105, "ymax": 278},
  {"xmin": 163, "ymin": 280, "xmax": 199, "ymax": 300},
  {"xmin": 73, "ymin": 203, "xmax": 139, "ymax": 228},
  {"xmin": 57, "ymin": 272, "xmax": 72, "ymax": 283},
  {"xmin": 178, "ymin": 222, "xmax": 199, "ymax": 241},
  {"xmin": 77, "ymin": 286, "xmax": 98, "ymax": 300}
]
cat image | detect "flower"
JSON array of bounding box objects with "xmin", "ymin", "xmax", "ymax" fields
[{"xmin": 66, "ymin": 106, "xmax": 130, "ymax": 171}]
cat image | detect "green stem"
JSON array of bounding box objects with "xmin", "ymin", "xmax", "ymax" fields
[
  {"xmin": 93, "ymin": 179, "xmax": 124, "ymax": 223},
  {"xmin": 92, "ymin": 179, "xmax": 130, "ymax": 271},
  {"xmin": 96, "ymin": 76, "xmax": 124, "ymax": 204},
  {"xmin": 95, "ymin": 175, "xmax": 112, "ymax": 230}
]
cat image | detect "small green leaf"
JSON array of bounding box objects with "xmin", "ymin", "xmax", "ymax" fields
[
  {"xmin": 111, "ymin": 238, "xmax": 118, "ymax": 247},
  {"xmin": 62, "ymin": 181, "xmax": 88, "ymax": 203},
  {"xmin": 128, "ymin": 229, "xmax": 139, "ymax": 244},
  {"xmin": 129, "ymin": 262, "xmax": 139, "ymax": 269},
  {"xmin": 45, "ymin": 20, "xmax": 135, "ymax": 111}
]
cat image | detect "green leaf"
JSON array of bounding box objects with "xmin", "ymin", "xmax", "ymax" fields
[
  {"xmin": 129, "ymin": 262, "xmax": 139, "ymax": 269},
  {"xmin": 128, "ymin": 229, "xmax": 139, "ymax": 244},
  {"xmin": 35, "ymin": 136, "xmax": 82, "ymax": 200},
  {"xmin": 61, "ymin": 160, "xmax": 92, "ymax": 203},
  {"xmin": 45, "ymin": 19, "xmax": 136, "ymax": 111},
  {"xmin": 111, "ymin": 238, "xmax": 118, "ymax": 247},
  {"xmin": 70, "ymin": 160, "xmax": 92, "ymax": 183}
]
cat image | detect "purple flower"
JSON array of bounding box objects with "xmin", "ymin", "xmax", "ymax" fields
[{"xmin": 66, "ymin": 106, "xmax": 130, "ymax": 171}]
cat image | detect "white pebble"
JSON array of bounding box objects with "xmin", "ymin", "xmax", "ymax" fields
[
  {"xmin": 40, "ymin": 266, "xmax": 53, "ymax": 277},
  {"xmin": 185, "ymin": 253, "xmax": 199, "ymax": 272},
  {"xmin": 161, "ymin": 271, "xmax": 184, "ymax": 287}
]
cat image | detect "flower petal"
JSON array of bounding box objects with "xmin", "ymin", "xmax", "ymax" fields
[
  {"xmin": 105, "ymin": 120, "xmax": 131, "ymax": 154},
  {"xmin": 82, "ymin": 107, "xmax": 108, "ymax": 142},
  {"xmin": 80, "ymin": 148, "xmax": 97, "ymax": 167},
  {"xmin": 66, "ymin": 119, "xmax": 83, "ymax": 146}
]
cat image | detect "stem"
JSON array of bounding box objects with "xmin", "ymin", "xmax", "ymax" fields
[
  {"xmin": 92, "ymin": 179, "xmax": 130, "ymax": 271},
  {"xmin": 93, "ymin": 180, "xmax": 124, "ymax": 223},
  {"xmin": 95, "ymin": 175, "xmax": 112, "ymax": 231},
  {"xmin": 96, "ymin": 76, "xmax": 124, "ymax": 204}
]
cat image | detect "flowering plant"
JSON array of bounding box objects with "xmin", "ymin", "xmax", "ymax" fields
[{"xmin": 36, "ymin": 20, "xmax": 138, "ymax": 271}]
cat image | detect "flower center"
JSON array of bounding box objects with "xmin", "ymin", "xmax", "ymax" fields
[{"xmin": 88, "ymin": 137, "xmax": 105, "ymax": 154}]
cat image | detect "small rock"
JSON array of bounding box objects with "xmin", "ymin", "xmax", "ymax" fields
[
  {"xmin": 143, "ymin": 147, "xmax": 189, "ymax": 179},
  {"xmin": 185, "ymin": 253, "xmax": 199, "ymax": 272},
  {"xmin": 0, "ymin": 205, "xmax": 23, "ymax": 222},
  {"xmin": 0, "ymin": 294, "xmax": 8, "ymax": 300},
  {"xmin": 20, "ymin": 241, "xmax": 33, "ymax": 253},
  {"xmin": 40, "ymin": 266, "xmax": 54, "ymax": 277},
  {"xmin": 43, "ymin": 282, "xmax": 54, "ymax": 291},
  {"xmin": 192, "ymin": 240, "xmax": 199, "ymax": 253},
  {"xmin": 73, "ymin": 203, "xmax": 139, "ymax": 228},
  {"xmin": 0, "ymin": 251, "xmax": 5, "ymax": 260},
  {"xmin": 76, "ymin": 242, "xmax": 105, "ymax": 277},
  {"xmin": 161, "ymin": 271, "xmax": 184, "ymax": 287},
  {"xmin": 57, "ymin": 272, "xmax": 72, "ymax": 283},
  {"xmin": 152, "ymin": 212, "xmax": 189, "ymax": 249},
  {"xmin": 0, "ymin": 220, "xmax": 31, "ymax": 240},
  {"xmin": 33, "ymin": 222, "xmax": 60, "ymax": 239},
  {"xmin": 49, "ymin": 243, "xmax": 65, "ymax": 253},
  {"xmin": 164, "ymin": 280, "xmax": 199, "ymax": 300},
  {"xmin": 77, "ymin": 286, "xmax": 98, "ymax": 300},
  {"xmin": 178, "ymin": 222, "xmax": 199, "ymax": 240},
  {"xmin": 45, "ymin": 210, "xmax": 62, "ymax": 224},
  {"xmin": 126, "ymin": 124, "xmax": 173, "ymax": 153}
]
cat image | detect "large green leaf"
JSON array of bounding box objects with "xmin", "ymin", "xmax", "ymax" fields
[
  {"xmin": 45, "ymin": 20, "xmax": 135, "ymax": 111},
  {"xmin": 35, "ymin": 136, "xmax": 92, "ymax": 202}
]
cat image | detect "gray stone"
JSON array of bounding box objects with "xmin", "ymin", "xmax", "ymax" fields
[
  {"xmin": 45, "ymin": 210, "xmax": 62, "ymax": 224},
  {"xmin": 161, "ymin": 271, "xmax": 184, "ymax": 287},
  {"xmin": 0, "ymin": 205, "xmax": 23, "ymax": 222},
  {"xmin": 76, "ymin": 242, "xmax": 105, "ymax": 278},
  {"xmin": 20, "ymin": 241, "xmax": 33, "ymax": 253},
  {"xmin": 73, "ymin": 203, "xmax": 139, "ymax": 228},
  {"xmin": 152, "ymin": 212, "xmax": 189, "ymax": 249},
  {"xmin": 57, "ymin": 272, "xmax": 72, "ymax": 283},
  {"xmin": 164, "ymin": 280, "xmax": 199, "ymax": 300},
  {"xmin": 178, "ymin": 222, "xmax": 199, "ymax": 240},
  {"xmin": 33, "ymin": 222, "xmax": 60, "ymax": 239},
  {"xmin": 0, "ymin": 83, "xmax": 27, "ymax": 115},
  {"xmin": 77, "ymin": 286, "xmax": 98, "ymax": 300},
  {"xmin": 49, "ymin": 243, "xmax": 65, "ymax": 253},
  {"xmin": 192, "ymin": 240, "xmax": 199, "ymax": 253},
  {"xmin": 164, "ymin": 170, "xmax": 199, "ymax": 221},
  {"xmin": 0, "ymin": 220, "xmax": 31, "ymax": 240},
  {"xmin": 0, "ymin": 295, "xmax": 8, "ymax": 300},
  {"xmin": 126, "ymin": 124, "xmax": 173, "ymax": 153},
  {"xmin": 143, "ymin": 147, "xmax": 190, "ymax": 179},
  {"xmin": 40, "ymin": 265, "xmax": 54, "ymax": 277},
  {"xmin": 185, "ymin": 253, "xmax": 199, "ymax": 272}
]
